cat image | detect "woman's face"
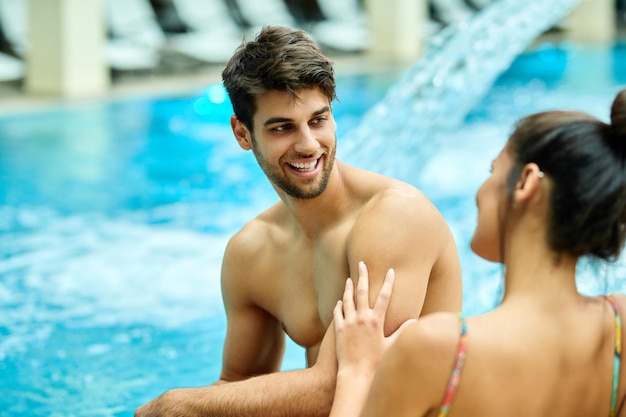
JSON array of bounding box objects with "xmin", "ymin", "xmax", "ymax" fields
[{"xmin": 470, "ymin": 144, "xmax": 515, "ymax": 263}]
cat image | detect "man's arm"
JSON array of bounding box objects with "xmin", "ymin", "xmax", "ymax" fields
[
  {"xmin": 134, "ymin": 323, "xmax": 339, "ymax": 417},
  {"xmin": 217, "ymin": 233, "xmax": 286, "ymax": 383},
  {"xmin": 329, "ymin": 190, "xmax": 462, "ymax": 417},
  {"xmin": 135, "ymin": 226, "xmax": 339, "ymax": 417},
  {"xmin": 346, "ymin": 188, "xmax": 462, "ymax": 331}
]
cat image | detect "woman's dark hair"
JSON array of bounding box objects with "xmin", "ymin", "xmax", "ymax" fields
[
  {"xmin": 505, "ymin": 89, "xmax": 626, "ymax": 261},
  {"xmin": 221, "ymin": 25, "xmax": 336, "ymax": 131}
]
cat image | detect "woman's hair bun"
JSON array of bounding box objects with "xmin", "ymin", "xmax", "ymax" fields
[{"xmin": 610, "ymin": 89, "xmax": 626, "ymax": 142}]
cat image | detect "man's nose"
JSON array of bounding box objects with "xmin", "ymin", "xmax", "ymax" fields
[{"xmin": 294, "ymin": 127, "xmax": 318, "ymax": 154}]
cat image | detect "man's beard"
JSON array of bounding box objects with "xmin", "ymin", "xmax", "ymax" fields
[{"xmin": 251, "ymin": 135, "xmax": 336, "ymax": 200}]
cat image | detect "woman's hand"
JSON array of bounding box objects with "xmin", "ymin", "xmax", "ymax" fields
[
  {"xmin": 329, "ymin": 261, "xmax": 416, "ymax": 417},
  {"xmin": 333, "ymin": 261, "xmax": 413, "ymax": 377}
]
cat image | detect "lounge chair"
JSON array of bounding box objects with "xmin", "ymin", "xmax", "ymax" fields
[
  {"xmin": 166, "ymin": 0, "xmax": 244, "ymax": 63},
  {"xmin": 0, "ymin": 0, "xmax": 159, "ymax": 73},
  {"xmin": 230, "ymin": 0, "xmax": 297, "ymax": 35},
  {"xmin": 0, "ymin": 50, "xmax": 23, "ymax": 82},
  {"xmin": 307, "ymin": 0, "xmax": 369, "ymax": 52}
]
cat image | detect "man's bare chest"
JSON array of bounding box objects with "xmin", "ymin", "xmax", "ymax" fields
[{"xmin": 259, "ymin": 231, "xmax": 351, "ymax": 350}]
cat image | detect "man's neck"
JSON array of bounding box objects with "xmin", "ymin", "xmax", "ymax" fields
[{"xmin": 278, "ymin": 161, "xmax": 351, "ymax": 239}]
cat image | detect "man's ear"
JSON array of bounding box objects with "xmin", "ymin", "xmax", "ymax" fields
[
  {"xmin": 231, "ymin": 116, "xmax": 252, "ymax": 150},
  {"xmin": 513, "ymin": 163, "xmax": 543, "ymax": 205}
]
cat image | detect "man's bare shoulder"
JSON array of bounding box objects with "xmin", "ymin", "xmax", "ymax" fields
[
  {"xmin": 373, "ymin": 183, "xmax": 439, "ymax": 216},
  {"xmin": 398, "ymin": 312, "xmax": 462, "ymax": 356},
  {"xmin": 341, "ymin": 162, "xmax": 440, "ymax": 217},
  {"xmin": 391, "ymin": 313, "xmax": 462, "ymax": 383},
  {"xmin": 222, "ymin": 203, "xmax": 289, "ymax": 278},
  {"xmin": 356, "ymin": 173, "xmax": 448, "ymax": 236},
  {"xmin": 343, "ymin": 163, "xmax": 462, "ymax": 310},
  {"xmin": 228, "ymin": 203, "xmax": 288, "ymax": 249}
]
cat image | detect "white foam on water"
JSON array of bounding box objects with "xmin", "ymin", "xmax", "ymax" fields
[{"xmin": 0, "ymin": 205, "xmax": 235, "ymax": 356}]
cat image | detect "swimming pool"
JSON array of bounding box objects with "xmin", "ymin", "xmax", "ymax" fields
[{"xmin": 1, "ymin": 40, "xmax": 625, "ymax": 416}]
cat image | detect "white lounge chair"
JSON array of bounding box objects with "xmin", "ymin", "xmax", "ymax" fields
[
  {"xmin": 167, "ymin": 0, "xmax": 244, "ymax": 63},
  {"xmin": 105, "ymin": 0, "xmax": 166, "ymax": 50},
  {"xmin": 309, "ymin": 0, "xmax": 369, "ymax": 52},
  {"xmin": 0, "ymin": 0, "xmax": 159, "ymax": 72},
  {"xmin": 104, "ymin": 39, "xmax": 160, "ymax": 72},
  {"xmin": 0, "ymin": 50, "xmax": 23, "ymax": 81},
  {"xmin": 231, "ymin": 0, "xmax": 297, "ymax": 33},
  {"xmin": 108, "ymin": 0, "xmax": 243, "ymax": 64},
  {"xmin": 104, "ymin": 0, "xmax": 165, "ymax": 71},
  {"xmin": 0, "ymin": 0, "xmax": 27, "ymax": 56}
]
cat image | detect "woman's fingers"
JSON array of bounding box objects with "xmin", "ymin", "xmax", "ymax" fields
[
  {"xmin": 333, "ymin": 300, "xmax": 344, "ymax": 326},
  {"xmin": 373, "ymin": 268, "xmax": 395, "ymax": 319},
  {"xmin": 340, "ymin": 262, "xmax": 395, "ymax": 321},
  {"xmin": 342, "ymin": 277, "xmax": 355, "ymax": 317},
  {"xmin": 356, "ymin": 261, "xmax": 370, "ymax": 309}
]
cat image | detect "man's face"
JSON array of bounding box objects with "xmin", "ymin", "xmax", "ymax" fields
[{"xmin": 248, "ymin": 88, "xmax": 337, "ymax": 200}]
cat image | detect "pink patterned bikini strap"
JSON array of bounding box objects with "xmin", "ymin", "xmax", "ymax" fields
[
  {"xmin": 437, "ymin": 315, "xmax": 468, "ymax": 417},
  {"xmin": 604, "ymin": 295, "xmax": 622, "ymax": 417}
]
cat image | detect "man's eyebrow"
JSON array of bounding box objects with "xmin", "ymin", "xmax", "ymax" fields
[
  {"xmin": 313, "ymin": 106, "xmax": 331, "ymax": 117},
  {"xmin": 264, "ymin": 117, "xmax": 291, "ymax": 127},
  {"xmin": 263, "ymin": 106, "xmax": 331, "ymax": 127}
]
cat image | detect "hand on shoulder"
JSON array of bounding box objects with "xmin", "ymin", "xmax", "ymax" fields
[{"xmin": 334, "ymin": 262, "xmax": 416, "ymax": 378}]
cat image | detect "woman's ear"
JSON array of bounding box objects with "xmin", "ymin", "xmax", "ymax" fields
[
  {"xmin": 231, "ymin": 116, "xmax": 252, "ymax": 150},
  {"xmin": 513, "ymin": 163, "xmax": 544, "ymax": 205}
]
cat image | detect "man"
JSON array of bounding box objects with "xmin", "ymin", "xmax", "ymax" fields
[{"xmin": 136, "ymin": 25, "xmax": 462, "ymax": 417}]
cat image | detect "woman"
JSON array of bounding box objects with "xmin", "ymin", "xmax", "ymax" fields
[{"xmin": 330, "ymin": 89, "xmax": 626, "ymax": 417}]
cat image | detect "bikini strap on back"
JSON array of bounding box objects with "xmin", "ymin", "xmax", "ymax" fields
[
  {"xmin": 604, "ymin": 295, "xmax": 622, "ymax": 417},
  {"xmin": 437, "ymin": 314, "xmax": 468, "ymax": 417}
]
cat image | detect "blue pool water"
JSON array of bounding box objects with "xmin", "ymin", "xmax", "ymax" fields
[{"xmin": 1, "ymin": 40, "xmax": 626, "ymax": 416}]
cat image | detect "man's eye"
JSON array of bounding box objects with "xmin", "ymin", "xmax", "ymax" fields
[
  {"xmin": 273, "ymin": 125, "xmax": 289, "ymax": 132},
  {"xmin": 312, "ymin": 117, "xmax": 326, "ymax": 125}
]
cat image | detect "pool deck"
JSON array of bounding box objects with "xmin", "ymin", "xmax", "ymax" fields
[
  {"xmin": 0, "ymin": 25, "xmax": 624, "ymax": 117},
  {"xmin": 0, "ymin": 51, "xmax": 405, "ymax": 116}
]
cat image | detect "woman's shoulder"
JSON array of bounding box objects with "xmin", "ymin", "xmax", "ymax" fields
[{"xmin": 373, "ymin": 312, "xmax": 466, "ymax": 411}]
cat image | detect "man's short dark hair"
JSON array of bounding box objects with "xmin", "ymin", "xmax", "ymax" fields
[{"xmin": 222, "ymin": 25, "xmax": 336, "ymax": 130}]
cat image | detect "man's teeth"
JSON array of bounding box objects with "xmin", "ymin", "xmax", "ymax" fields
[{"xmin": 290, "ymin": 160, "xmax": 317, "ymax": 171}]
